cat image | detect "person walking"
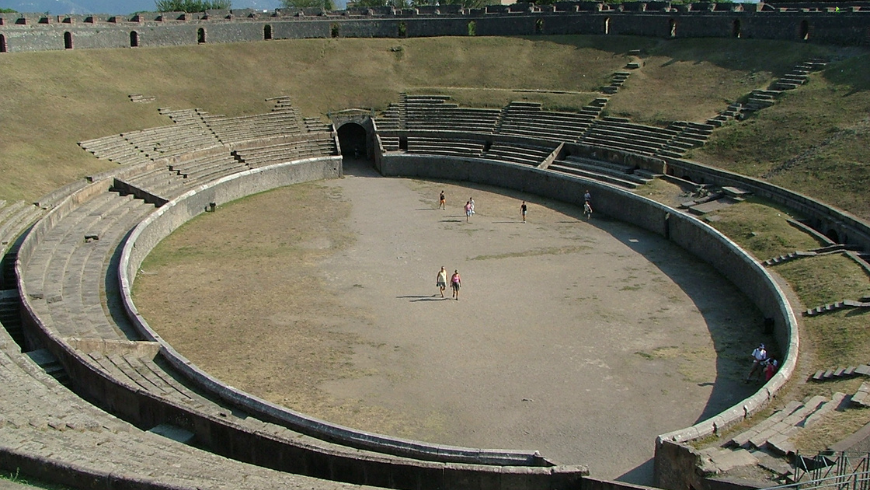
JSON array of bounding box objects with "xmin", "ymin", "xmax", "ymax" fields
[
  {"xmin": 521, "ymin": 201, "xmax": 527, "ymax": 223},
  {"xmin": 436, "ymin": 266, "xmax": 448, "ymax": 298},
  {"xmin": 439, "ymin": 190, "xmax": 446, "ymax": 210},
  {"xmin": 583, "ymin": 201, "xmax": 593, "ymax": 220},
  {"xmin": 465, "ymin": 200, "xmax": 472, "ymax": 222},
  {"xmin": 469, "ymin": 197, "xmax": 475, "ymax": 215},
  {"xmin": 450, "ymin": 270, "xmax": 461, "ymax": 300},
  {"xmin": 584, "ymin": 190, "xmax": 592, "ymax": 205}
]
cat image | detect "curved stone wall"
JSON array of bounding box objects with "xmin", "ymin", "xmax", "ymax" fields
[
  {"xmin": 116, "ymin": 156, "xmax": 549, "ymax": 466},
  {"xmin": 1, "ymin": 3, "xmax": 868, "ymax": 53},
  {"xmin": 375, "ymin": 153, "xmax": 800, "ymax": 485},
  {"xmin": 113, "ymin": 149, "xmax": 798, "ymax": 487}
]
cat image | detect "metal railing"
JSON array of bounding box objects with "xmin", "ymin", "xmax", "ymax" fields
[{"xmin": 763, "ymin": 452, "xmax": 870, "ymax": 490}]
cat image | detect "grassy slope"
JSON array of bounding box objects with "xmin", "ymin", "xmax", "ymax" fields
[
  {"xmin": 0, "ymin": 35, "xmax": 643, "ymax": 201},
  {"xmin": 3, "ymin": 36, "xmax": 867, "ymax": 217}
]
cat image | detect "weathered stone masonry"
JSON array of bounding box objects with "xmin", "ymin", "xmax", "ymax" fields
[{"xmin": 0, "ymin": 2, "xmax": 868, "ymax": 53}]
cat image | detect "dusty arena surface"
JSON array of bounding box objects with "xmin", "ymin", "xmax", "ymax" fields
[{"xmin": 134, "ymin": 160, "xmax": 764, "ymax": 484}]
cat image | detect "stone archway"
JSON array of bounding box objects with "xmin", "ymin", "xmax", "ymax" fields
[{"xmin": 337, "ymin": 122, "xmax": 369, "ymax": 160}]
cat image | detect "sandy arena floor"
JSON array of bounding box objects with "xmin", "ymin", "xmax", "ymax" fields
[{"xmin": 134, "ymin": 159, "xmax": 764, "ymax": 484}]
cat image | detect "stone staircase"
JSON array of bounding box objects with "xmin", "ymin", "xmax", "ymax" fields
[
  {"xmin": 804, "ymin": 298, "xmax": 870, "ymax": 317},
  {"xmin": 762, "ymin": 244, "xmax": 856, "ymax": 266},
  {"xmin": 658, "ymin": 121, "xmax": 714, "ymax": 158},
  {"xmin": 739, "ymin": 59, "xmax": 827, "ymax": 116},
  {"xmin": 698, "ymin": 393, "xmax": 851, "ymax": 482},
  {"xmin": 743, "ymin": 89, "xmax": 781, "ymax": 112},
  {"xmin": 580, "ymin": 97, "xmax": 609, "ymax": 121},
  {"xmin": 772, "ymin": 59, "xmax": 828, "ymax": 91},
  {"xmin": 602, "ymin": 71, "xmax": 630, "ymax": 95},
  {"xmin": 707, "ymin": 102, "xmax": 745, "ymax": 128},
  {"xmin": 25, "ymin": 348, "xmax": 70, "ymax": 386},
  {"xmin": 812, "ymin": 364, "xmax": 870, "ymax": 382},
  {"xmin": 0, "ymin": 289, "xmax": 24, "ymax": 348}
]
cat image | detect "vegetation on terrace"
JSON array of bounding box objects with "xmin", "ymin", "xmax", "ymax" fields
[
  {"xmin": 2, "ymin": 34, "xmax": 869, "ymax": 444},
  {"xmin": 2, "ymin": 35, "xmax": 867, "ymax": 219}
]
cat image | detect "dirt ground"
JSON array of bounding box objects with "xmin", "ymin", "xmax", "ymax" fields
[{"xmin": 133, "ymin": 159, "xmax": 766, "ymax": 484}]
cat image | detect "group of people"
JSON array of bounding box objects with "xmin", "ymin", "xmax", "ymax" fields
[
  {"xmin": 746, "ymin": 343, "xmax": 778, "ymax": 383},
  {"xmin": 441, "ymin": 190, "xmax": 531, "ymax": 223},
  {"xmin": 436, "ymin": 266, "xmax": 461, "ymax": 300},
  {"xmin": 432, "ymin": 190, "xmax": 595, "ymax": 301}
]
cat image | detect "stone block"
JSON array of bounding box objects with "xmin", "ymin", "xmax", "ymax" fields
[{"xmin": 766, "ymin": 433, "xmax": 797, "ymax": 456}]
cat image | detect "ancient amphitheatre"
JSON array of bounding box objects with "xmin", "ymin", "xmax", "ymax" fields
[{"xmin": 0, "ymin": 7, "xmax": 869, "ymax": 490}]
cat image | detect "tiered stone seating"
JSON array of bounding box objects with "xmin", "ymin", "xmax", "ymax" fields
[
  {"xmin": 547, "ymin": 155, "xmax": 651, "ymax": 189},
  {"xmin": 482, "ymin": 141, "xmax": 556, "ymax": 167},
  {"xmin": 0, "ymin": 200, "xmax": 43, "ymax": 346},
  {"xmin": 22, "ymin": 193, "xmax": 154, "ymax": 339},
  {"xmin": 657, "ymin": 121, "xmax": 713, "ymax": 158},
  {"xmin": 233, "ymin": 134, "xmax": 337, "ymax": 168},
  {"xmin": 304, "ymin": 117, "xmax": 332, "ymax": 132},
  {"xmin": 496, "ymin": 101, "xmax": 593, "ymax": 142},
  {"xmin": 270, "ymin": 95, "xmax": 298, "ymax": 113},
  {"xmin": 0, "ymin": 326, "xmax": 357, "ymax": 490},
  {"xmin": 0, "ymin": 201, "xmax": 43, "ymax": 256},
  {"xmin": 118, "ymin": 152, "xmax": 248, "ymax": 202},
  {"xmin": 79, "ymin": 134, "xmax": 150, "ymax": 165},
  {"xmin": 202, "ymin": 110, "xmax": 305, "ymax": 143},
  {"xmin": 17, "ymin": 185, "xmax": 559, "ymax": 487},
  {"xmin": 376, "ymin": 101, "xmax": 404, "ymax": 132},
  {"xmin": 121, "ymin": 122, "xmax": 221, "ymax": 159},
  {"xmin": 403, "ymin": 94, "xmax": 501, "ymax": 134},
  {"xmin": 170, "ymin": 152, "xmax": 247, "ymax": 182},
  {"xmin": 406, "ymin": 136, "xmax": 485, "ymax": 157},
  {"xmin": 580, "ymin": 117, "xmax": 679, "ymax": 156}
]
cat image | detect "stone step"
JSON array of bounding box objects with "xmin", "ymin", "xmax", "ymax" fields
[
  {"xmin": 851, "ymin": 382, "xmax": 870, "ymax": 408},
  {"xmin": 26, "ymin": 348, "xmax": 70, "ymax": 386},
  {"xmin": 730, "ymin": 400, "xmax": 803, "ymax": 448}
]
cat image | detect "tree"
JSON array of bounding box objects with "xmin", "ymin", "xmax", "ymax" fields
[
  {"xmin": 0, "ymin": 8, "xmax": 18, "ymax": 13},
  {"xmin": 155, "ymin": 0, "xmax": 232, "ymax": 12},
  {"xmin": 280, "ymin": 0, "xmax": 335, "ymax": 10}
]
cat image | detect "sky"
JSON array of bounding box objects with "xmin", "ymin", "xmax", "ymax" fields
[{"xmin": 1, "ymin": 0, "xmax": 287, "ymax": 14}]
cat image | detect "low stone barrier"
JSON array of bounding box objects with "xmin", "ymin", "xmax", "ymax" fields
[{"xmin": 377, "ymin": 153, "xmax": 799, "ymax": 490}]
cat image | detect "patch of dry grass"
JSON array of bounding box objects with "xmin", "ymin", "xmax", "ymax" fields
[
  {"xmin": 793, "ymin": 405, "xmax": 870, "ymax": 453},
  {"xmin": 704, "ymin": 197, "xmax": 824, "ymax": 260}
]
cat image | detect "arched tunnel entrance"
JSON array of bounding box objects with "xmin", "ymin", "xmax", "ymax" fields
[{"xmin": 337, "ymin": 123, "xmax": 369, "ymax": 160}]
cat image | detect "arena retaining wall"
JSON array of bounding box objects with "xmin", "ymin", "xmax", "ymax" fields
[
  {"xmin": 376, "ymin": 153, "xmax": 799, "ymax": 490},
  {"xmin": 0, "ymin": 3, "xmax": 868, "ymax": 53},
  {"xmin": 106, "ymin": 156, "xmax": 601, "ymax": 489}
]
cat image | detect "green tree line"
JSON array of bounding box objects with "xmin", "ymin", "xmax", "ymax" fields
[{"xmin": 155, "ymin": 0, "xmax": 232, "ymax": 12}]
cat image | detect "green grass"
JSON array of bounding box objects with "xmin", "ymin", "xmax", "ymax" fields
[
  {"xmin": 775, "ymin": 254, "xmax": 870, "ymax": 307},
  {"xmin": 707, "ymin": 197, "xmax": 824, "ymax": 259},
  {"xmin": 1, "ymin": 35, "xmax": 868, "ymax": 221}
]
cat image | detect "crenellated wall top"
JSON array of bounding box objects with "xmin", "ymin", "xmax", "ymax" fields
[{"xmin": 1, "ymin": 1, "xmax": 868, "ymax": 27}]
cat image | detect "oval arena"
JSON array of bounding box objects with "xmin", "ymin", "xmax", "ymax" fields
[{"xmin": 1, "ymin": 7, "xmax": 869, "ymax": 490}]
